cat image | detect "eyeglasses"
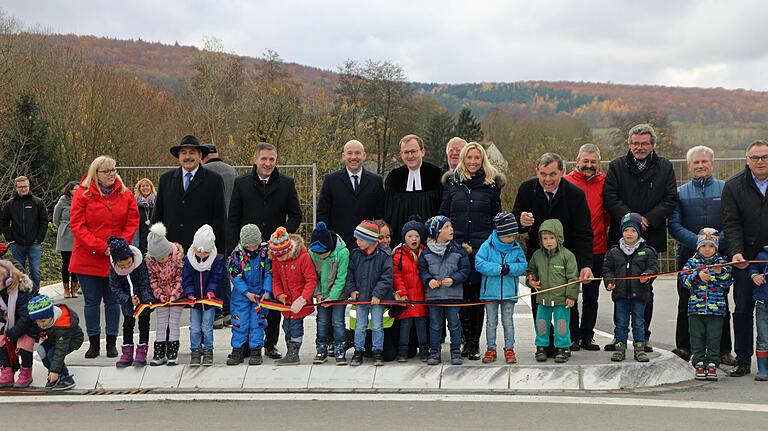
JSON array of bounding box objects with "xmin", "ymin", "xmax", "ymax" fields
[
  {"xmin": 401, "ymin": 150, "xmax": 420, "ymax": 157},
  {"xmin": 748, "ymin": 155, "xmax": 768, "ymax": 162},
  {"xmin": 98, "ymin": 168, "xmax": 117, "ymax": 175}
]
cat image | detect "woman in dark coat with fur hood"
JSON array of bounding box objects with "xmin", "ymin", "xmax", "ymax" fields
[{"xmin": 439, "ymin": 142, "xmax": 505, "ymax": 360}]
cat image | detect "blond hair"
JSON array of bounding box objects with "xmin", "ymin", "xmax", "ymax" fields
[
  {"xmin": 399, "ymin": 134, "xmax": 424, "ymax": 150},
  {"xmin": 14, "ymin": 176, "xmax": 29, "ymax": 184},
  {"xmin": 134, "ymin": 178, "xmax": 156, "ymax": 197},
  {"xmin": 80, "ymin": 156, "xmax": 128, "ymax": 197},
  {"xmin": 455, "ymin": 142, "xmax": 498, "ymax": 185},
  {"xmin": 0, "ymin": 260, "xmax": 23, "ymax": 292}
]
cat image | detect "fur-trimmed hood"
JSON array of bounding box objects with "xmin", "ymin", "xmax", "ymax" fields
[
  {"xmin": 283, "ymin": 234, "xmax": 306, "ymax": 260},
  {"xmin": 441, "ymin": 169, "xmax": 506, "ymax": 189}
]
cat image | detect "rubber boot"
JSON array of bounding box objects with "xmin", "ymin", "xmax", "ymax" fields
[
  {"xmin": 150, "ymin": 341, "xmax": 167, "ymax": 366},
  {"xmin": 106, "ymin": 335, "xmax": 119, "ymax": 358},
  {"xmin": 14, "ymin": 367, "xmax": 33, "ymax": 388},
  {"xmin": 166, "ymin": 341, "xmax": 180, "ymax": 366},
  {"xmin": 63, "ymin": 282, "xmax": 71, "ymax": 298},
  {"xmin": 0, "ymin": 367, "xmax": 14, "ymax": 387},
  {"xmin": 277, "ymin": 341, "xmax": 301, "ymax": 366},
  {"xmin": 116, "ymin": 344, "xmax": 134, "ymax": 368},
  {"xmin": 755, "ymin": 350, "xmax": 768, "ymax": 381},
  {"xmin": 84, "ymin": 335, "xmax": 100, "ymax": 359},
  {"xmin": 134, "ymin": 344, "xmax": 149, "ymax": 366}
]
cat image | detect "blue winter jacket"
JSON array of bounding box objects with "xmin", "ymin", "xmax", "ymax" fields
[
  {"xmin": 475, "ymin": 231, "xmax": 528, "ymax": 302},
  {"xmin": 418, "ymin": 240, "xmax": 471, "ymax": 302},
  {"xmin": 669, "ymin": 176, "xmax": 727, "ymax": 258},
  {"xmin": 228, "ymin": 244, "xmax": 272, "ymax": 305},
  {"xmin": 182, "ymin": 254, "xmax": 225, "ymax": 310},
  {"xmin": 747, "ymin": 248, "xmax": 768, "ymax": 301},
  {"xmin": 681, "ymin": 252, "xmax": 731, "ymax": 316}
]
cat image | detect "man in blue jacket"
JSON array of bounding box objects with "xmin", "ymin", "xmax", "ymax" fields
[{"xmin": 668, "ymin": 146, "xmax": 734, "ymax": 365}]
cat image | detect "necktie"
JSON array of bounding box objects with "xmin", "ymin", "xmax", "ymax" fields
[
  {"xmin": 184, "ymin": 172, "xmax": 192, "ymax": 192},
  {"xmin": 546, "ymin": 191, "xmax": 554, "ymax": 201},
  {"xmin": 352, "ymin": 174, "xmax": 359, "ymax": 191},
  {"xmin": 262, "ymin": 179, "xmax": 268, "ymax": 187}
]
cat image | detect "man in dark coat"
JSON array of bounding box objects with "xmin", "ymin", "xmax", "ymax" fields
[
  {"xmin": 152, "ymin": 135, "xmax": 227, "ymax": 254},
  {"xmin": 384, "ymin": 134, "xmax": 444, "ymax": 245},
  {"xmin": 721, "ymin": 139, "xmax": 768, "ymax": 377},
  {"xmin": 512, "ymin": 153, "xmax": 594, "ymax": 352},
  {"xmin": 603, "ymin": 124, "xmax": 677, "ymax": 350},
  {"xmin": 227, "ymin": 142, "xmax": 302, "ymax": 359},
  {"xmin": 317, "ymin": 140, "xmax": 384, "ymax": 249}
]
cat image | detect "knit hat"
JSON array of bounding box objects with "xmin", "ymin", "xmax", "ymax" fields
[
  {"xmin": 696, "ymin": 228, "xmax": 719, "ymax": 251},
  {"xmin": 192, "ymin": 224, "xmax": 216, "ymax": 253},
  {"xmin": 494, "ymin": 212, "xmax": 518, "ymax": 238},
  {"xmin": 426, "ymin": 215, "xmax": 450, "ymax": 239},
  {"xmin": 310, "ymin": 222, "xmax": 336, "ymax": 254},
  {"xmin": 269, "ymin": 227, "xmax": 293, "ymax": 256},
  {"xmin": 146, "ymin": 222, "xmax": 172, "ymax": 259},
  {"xmin": 108, "ymin": 236, "xmax": 133, "ymax": 261},
  {"xmin": 620, "ymin": 212, "xmax": 644, "ymax": 235},
  {"xmin": 28, "ymin": 294, "xmax": 54, "ymax": 320},
  {"xmin": 401, "ymin": 214, "xmax": 428, "ymax": 242},
  {"xmin": 353, "ymin": 220, "xmax": 379, "ymax": 244},
  {"xmin": 240, "ymin": 224, "xmax": 263, "ymax": 249}
]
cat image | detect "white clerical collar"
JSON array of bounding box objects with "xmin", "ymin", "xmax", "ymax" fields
[{"xmin": 406, "ymin": 165, "xmax": 422, "ymax": 192}]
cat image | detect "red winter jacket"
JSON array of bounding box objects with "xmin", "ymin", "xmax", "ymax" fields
[
  {"xmin": 69, "ymin": 177, "xmax": 139, "ymax": 277},
  {"xmin": 392, "ymin": 243, "xmax": 428, "ymax": 319},
  {"xmin": 564, "ymin": 168, "xmax": 610, "ymax": 254},
  {"xmin": 271, "ymin": 235, "xmax": 317, "ymax": 319}
]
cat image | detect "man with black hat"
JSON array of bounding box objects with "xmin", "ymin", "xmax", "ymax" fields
[{"xmin": 152, "ymin": 135, "xmax": 227, "ymax": 255}]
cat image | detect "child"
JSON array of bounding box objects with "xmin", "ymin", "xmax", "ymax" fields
[
  {"xmin": 183, "ymin": 224, "xmax": 224, "ymax": 367},
  {"xmin": 145, "ymin": 222, "xmax": 184, "ymax": 366},
  {"xmin": 226, "ymin": 224, "xmax": 272, "ymax": 366},
  {"xmin": 682, "ymin": 228, "xmax": 731, "ymax": 381},
  {"xmin": 308, "ymin": 222, "xmax": 350, "ymax": 365},
  {"xmin": 419, "ymin": 216, "xmax": 471, "ymax": 366},
  {"xmin": 374, "ymin": 219, "xmax": 392, "ymax": 253},
  {"xmin": 475, "ymin": 212, "xmax": 527, "ymax": 364},
  {"xmin": 525, "ymin": 219, "xmax": 579, "ymax": 364},
  {"xmin": 0, "ymin": 260, "xmax": 36, "ymax": 388},
  {"xmin": 27, "ymin": 294, "xmax": 84, "ymax": 391},
  {"xmin": 270, "ymin": 227, "xmax": 317, "ymax": 366},
  {"xmin": 347, "ymin": 220, "xmax": 393, "ymax": 366},
  {"xmin": 748, "ymin": 243, "xmax": 768, "ymax": 381},
  {"xmin": 392, "ymin": 215, "xmax": 429, "ymax": 362},
  {"xmin": 602, "ymin": 213, "xmax": 657, "ymax": 363},
  {"xmin": 108, "ymin": 236, "xmax": 154, "ymax": 368}
]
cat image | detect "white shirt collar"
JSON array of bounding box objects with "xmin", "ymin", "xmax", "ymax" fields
[{"xmin": 183, "ymin": 165, "xmax": 200, "ymax": 178}]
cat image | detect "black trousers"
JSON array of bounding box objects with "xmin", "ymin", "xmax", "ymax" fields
[
  {"xmin": 60, "ymin": 251, "xmax": 77, "ymax": 284},
  {"xmin": 569, "ymin": 254, "xmax": 604, "ymax": 342},
  {"xmin": 123, "ymin": 312, "xmax": 151, "ymax": 345},
  {"xmin": 264, "ymin": 308, "xmax": 282, "ymax": 349},
  {"xmin": 460, "ymin": 279, "xmax": 484, "ymax": 346}
]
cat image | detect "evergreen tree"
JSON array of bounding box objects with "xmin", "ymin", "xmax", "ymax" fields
[
  {"xmin": 455, "ymin": 107, "xmax": 483, "ymax": 142},
  {"xmin": 424, "ymin": 112, "xmax": 456, "ymax": 166}
]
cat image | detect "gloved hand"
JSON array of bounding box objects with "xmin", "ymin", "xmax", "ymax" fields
[
  {"xmin": 206, "ymin": 291, "xmax": 216, "ymax": 300},
  {"xmin": 500, "ymin": 264, "xmax": 511, "ymax": 275},
  {"xmin": 290, "ymin": 296, "xmax": 307, "ymax": 314}
]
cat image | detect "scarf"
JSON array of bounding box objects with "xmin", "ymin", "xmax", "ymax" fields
[
  {"xmin": 619, "ymin": 237, "xmax": 644, "ymax": 255},
  {"xmin": 99, "ymin": 184, "xmax": 114, "ymax": 196},
  {"xmin": 628, "ymin": 150, "xmax": 655, "ymax": 173},
  {"xmin": 427, "ymin": 239, "xmax": 449, "ymax": 257},
  {"xmin": 136, "ymin": 193, "xmax": 156, "ymax": 209},
  {"xmin": 187, "ymin": 246, "xmax": 217, "ymax": 272},
  {"xmin": 0, "ymin": 287, "xmax": 18, "ymax": 330}
]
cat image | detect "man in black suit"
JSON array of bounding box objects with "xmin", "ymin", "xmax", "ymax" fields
[
  {"xmin": 152, "ymin": 135, "xmax": 226, "ymax": 253},
  {"xmin": 227, "ymin": 142, "xmax": 302, "ymax": 359},
  {"xmin": 317, "ymin": 140, "xmax": 385, "ymax": 249}
]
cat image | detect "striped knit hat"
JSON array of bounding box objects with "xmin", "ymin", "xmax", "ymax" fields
[
  {"xmin": 28, "ymin": 294, "xmax": 55, "ymax": 320},
  {"xmin": 354, "ymin": 220, "xmax": 379, "ymax": 244},
  {"xmin": 426, "ymin": 215, "xmax": 450, "ymax": 239},
  {"xmin": 269, "ymin": 227, "xmax": 293, "ymax": 256},
  {"xmin": 494, "ymin": 212, "xmax": 518, "ymax": 238}
]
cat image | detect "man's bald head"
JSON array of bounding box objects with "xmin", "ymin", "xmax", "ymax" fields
[{"xmin": 342, "ymin": 140, "xmax": 366, "ymax": 173}]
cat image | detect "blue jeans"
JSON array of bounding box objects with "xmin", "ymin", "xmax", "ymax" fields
[
  {"xmin": 282, "ymin": 317, "xmax": 305, "ymax": 343},
  {"xmin": 11, "ymin": 243, "xmax": 41, "ymax": 291},
  {"xmin": 756, "ymin": 300, "xmax": 768, "ymax": 351},
  {"xmin": 316, "ymin": 304, "xmax": 346, "ymax": 350},
  {"xmin": 614, "ymin": 298, "xmax": 646, "ymax": 345},
  {"xmin": 78, "ymin": 274, "xmax": 120, "ymax": 337},
  {"xmin": 190, "ymin": 308, "xmax": 215, "ymax": 350},
  {"xmin": 429, "ymin": 305, "xmax": 461, "ymax": 353},
  {"xmin": 40, "ymin": 342, "xmax": 69, "ymax": 377},
  {"xmin": 485, "ymin": 300, "xmax": 516, "ymax": 350},
  {"xmin": 354, "ymin": 304, "xmax": 384, "ymax": 351},
  {"xmin": 399, "ymin": 316, "xmax": 428, "ymax": 350},
  {"xmin": 535, "ymin": 304, "xmax": 571, "ymax": 348}
]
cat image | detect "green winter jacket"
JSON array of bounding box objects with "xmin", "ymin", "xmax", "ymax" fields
[
  {"xmin": 309, "ymin": 234, "xmax": 350, "ymax": 301},
  {"xmin": 524, "ymin": 219, "xmax": 580, "ymax": 306}
]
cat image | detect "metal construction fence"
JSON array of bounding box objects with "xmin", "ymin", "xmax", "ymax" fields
[{"xmin": 119, "ymin": 165, "xmax": 317, "ymax": 239}]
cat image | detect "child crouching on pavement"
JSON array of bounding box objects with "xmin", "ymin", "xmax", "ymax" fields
[
  {"xmin": 602, "ymin": 213, "xmax": 657, "ymax": 363},
  {"xmin": 682, "ymin": 228, "xmax": 731, "ymax": 381},
  {"xmin": 145, "ymin": 222, "xmax": 185, "ymax": 366},
  {"xmin": 419, "ymin": 216, "xmax": 470, "ymax": 366},
  {"xmin": 108, "ymin": 236, "xmax": 154, "ymax": 368},
  {"xmin": 226, "ymin": 224, "xmax": 271, "ymax": 366},
  {"xmin": 525, "ymin": 219, "xmax": 579, "ymax": 364},
  {"xmin": 183, "ymin": 224, "xmax": 224, "ymax": 367},
  {"xmin": 0, "ymin": 260, "xmax": 36, "ymax": 388},
  {"xmin": 475, "ymin": 212, "xmax": 528, "ymax": 364},
  {"xmin": 27, "ymin": 294, "xmax": 84, "ymax": 390},
  {"xmin": 270, "ymin": 227, "xmax": 317, "ymax": 365}
]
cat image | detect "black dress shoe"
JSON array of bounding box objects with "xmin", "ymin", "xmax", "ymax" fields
[
  {"xmin": 264, "ymin": 346, "xmax": 282, "ymax": 360},
  {"xmin": 570, "ymin": 341, "xmax": 581, "ymax": 352},
  {"xmin": 729, "ymin": 364, "xmax": 751, "ymax": 377},
  {"xmin": 580, "ymin": 339, "xmax": 601, "ymax": 351},
  {"xmin": 604, "ymin": 342, "xmax": 616, "ymax": 351}
]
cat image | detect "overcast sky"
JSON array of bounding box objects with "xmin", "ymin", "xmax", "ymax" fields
[{"xmin": 4, "ymin": 0, "xmax": 768, "ymax": 90}]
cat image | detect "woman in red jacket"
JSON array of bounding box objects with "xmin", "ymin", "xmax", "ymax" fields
[{"xmin": 69, "ymin": 156, "xmax": 139, "ymax": 359}]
